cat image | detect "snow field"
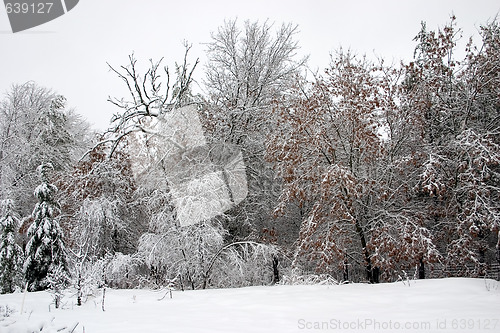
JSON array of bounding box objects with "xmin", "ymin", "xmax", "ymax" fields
[{"xmin": 0, "ymin": 278, "xmax": 499, "ymax": 332}]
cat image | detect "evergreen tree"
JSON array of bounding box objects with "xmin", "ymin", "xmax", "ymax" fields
[
  {"xmin": 24, "ymin": 163, "xmax": 68, "ymax": 291},
  {"xmin": 0, "ymin": 199, "xmax": 24, "ymax": 294}
]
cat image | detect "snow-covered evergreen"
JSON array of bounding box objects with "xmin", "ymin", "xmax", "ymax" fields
[
  {"xmin": 0, "ymin": 199, "xmax": 24, "ymax": 294},
  {"xmin": 23, "ymin": 163, "xmax": 68, "ymax": 291}
]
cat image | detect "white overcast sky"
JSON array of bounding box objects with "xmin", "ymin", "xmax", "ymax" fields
[{"xmin": 1, "ymin": 0, "xmax": 499, "ymax": 131}]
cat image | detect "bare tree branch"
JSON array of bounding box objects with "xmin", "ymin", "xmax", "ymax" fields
[{"xmin": 82, "ymin": 45, "xmax": 199, "ymax": 160}]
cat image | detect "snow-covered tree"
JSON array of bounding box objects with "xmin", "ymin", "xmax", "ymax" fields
[
  {"xmin": 46, "ymin": 263, "xmax": 70, "ymax": 309},
  {"xmin": 0, "ymin": 199, "xmax": 24, "ymax": 294},
  {"xmin": 267, "ymin": 49, "xmax": 443, "ymax": 282},
  {"xmin": 406, "ymin": 17, "xmax": 500, "ymax": 276},
  {"xmin": 204, "ymin": 19, "xmax": 307, "ymax": 122},
  {"xmin": 0, "ymin": 82, "xmax": 92, "ymax": 218},
  {"xmin": 56, "ymin": 141, "xmax": 143, "ymax": 298},
  {"xmin": 203, "ymin": 19, "xmax": 307, "ymax": 243},
  {"xmin": 138, "ymin": 216, "xmax": 226, "ymax": 290},
  {"xmin": 138, "ymin": 217, "xmax": 280, "ymax": 289},
  {"xmin": 24, "ymin": 163, "xmax": 68, "ymax": 291},
  {"xmin": 59, "ymin": 143, "xmax": 140, "ymax": 257}
]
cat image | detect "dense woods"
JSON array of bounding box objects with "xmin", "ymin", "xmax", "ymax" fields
[{"xmin": 0, "ymin": 17, "xmax": 499, "ymax": 300}]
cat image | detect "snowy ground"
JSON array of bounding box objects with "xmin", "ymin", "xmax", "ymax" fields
[{"xmin": 0, "ymin": 278, "xmax": 499, "ymax": 332}]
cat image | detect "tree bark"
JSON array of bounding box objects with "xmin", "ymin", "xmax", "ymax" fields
[
  {"xmin": 355, "ymin": 220, "xmax": 377, "ymax": 283},
  {"xmin": 496, "ymin": 231, "xmax": 500, "ymax": 281},
  {"xmin": 343, "ymin": 254, "xmax": 349, "ymax": 282},
  {"xmin": 77, "ymin": 272, "xmax": 82, "ymax": 306},
  {"xmin": 272, "ymin": 256, "xmax": 279, "ymax": 284},
  {"xmin": 419, "ymin": 257, "xmax": 425, "ymax": 279}
]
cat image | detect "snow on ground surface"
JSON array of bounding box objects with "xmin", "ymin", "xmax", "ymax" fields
[{"xmin": 0, "ymin": 278, "xmax": 499, "ymax": 332}]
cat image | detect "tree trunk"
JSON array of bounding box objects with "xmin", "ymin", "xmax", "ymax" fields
[
  {"xmin": 419, "ymin": 257, "xmax": 425, "ymax": 279},
  {"xmin": 179, "ymin": 275, "xmax": 185, "ymax": 291},
  {"xmin": 272, "ymin": 256, "xmax": 279, "ymax": 284},
  {"xmin": 496, "ymin": 231, "xmax": 500, "ymax": 281},
  {"xmin": 355, "ymin": 220, "xmax": 377, "ymax": 283},
  {"xmin": 102, "ymin": 287, "xmax": 106, "ymax": 312},
  {"xmin": 77, "ymin": 272, "xmax": 82, "ymax": 306},
  {"xmin": 187, "ymin": 272, "xmax": 195, "ymax": 290},
  {"xmin": 372, "ymin": 267, "xmax": 380, "ymax": 283},
  {"xmin": 497, "ymin": 247, "xmax": 500, "ymax": 281},
  {"xmin": 343, "ymin": 254, "xmax": 349, "ymax": 282},
  {"xmin": 478, "ymin": 228, "xmax": 487, "ymax": 276}
]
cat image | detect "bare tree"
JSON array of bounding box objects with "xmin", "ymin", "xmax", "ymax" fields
[{"xmin": 95, "ymin": 44, "xmax": 199, "ymax": 157}]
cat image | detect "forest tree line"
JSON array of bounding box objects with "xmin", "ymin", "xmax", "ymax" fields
[{"xmin": 0, "ymin": 17, "xmax": 499, "ymax": 299}]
